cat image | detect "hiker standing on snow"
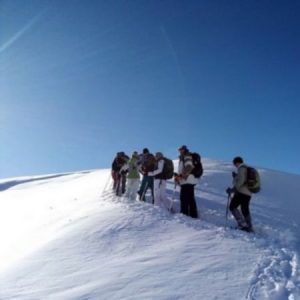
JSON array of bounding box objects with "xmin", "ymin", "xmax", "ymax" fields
[
  {"xmin": 111, "ymin": 152, "xmax": 129, "ymax": 195},
  {"xmin": 175, "ymin": 145, "xmax": 198, "ymax": 218},
  {"xmin": 124, "ymin": 151, "xmax": 140, "ymax": 200},
  {"xmin": 148, "ymin": 152, "xmax": 167, "ymax": 208},
  {"xmin": 111, "ymin": 152, "xmax": 123, "ymax": 189},
  {"xmin": 226, "ymin": 156, "xmax": 253, "ymax": 232},
  {"xmin": 137, "ymin": 148, "xmax": 155, "ymax": 202}
]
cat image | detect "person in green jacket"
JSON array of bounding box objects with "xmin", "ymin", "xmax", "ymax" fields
[{"xmin": 124, "ymin": 151, "xmax": 141, "ymax": 200}]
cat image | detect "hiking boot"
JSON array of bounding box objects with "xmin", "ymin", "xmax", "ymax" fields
[
  {"xmin": 137, "ymin": 192, "xmax": 144, "ymax": 201},
  {"xmin": 244, "ymin": 215, "xmax": 253, "ymax": 229},
  {"xmin": 231, "ymin": 208, "xmax": 247, "ymax": 228},
  {"xmin": 239, "ymin": 226, "xmax": 254, "ymax": 233}
]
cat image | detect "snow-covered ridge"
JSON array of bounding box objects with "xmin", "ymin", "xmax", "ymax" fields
[{"xmin": 0, "ymin": 159, "xmax": 299, "ymax": 300}]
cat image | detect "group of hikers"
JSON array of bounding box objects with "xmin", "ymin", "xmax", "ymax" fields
[{"xmin": 111, "ymin": 145, "xmax": 259, "ymax": 233}]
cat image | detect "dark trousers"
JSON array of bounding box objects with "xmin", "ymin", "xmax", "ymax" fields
[
  {"xmin": 229, "ymin": 192, "xmax": 252, "ymax": 228},
  {"xmin": 180, "ymin": 184, "xmax": 198, "ymax": 218},
  {"xmin": 112, "ymin": 170, "xmax": 119, "ymax": 189},
  {"xmin": 116, "ymin": 173, "xmax": 127, "ymax": 195},
  {"xmin": 229, "ymin": 192, "xmax": 251, "ymax": 217}
]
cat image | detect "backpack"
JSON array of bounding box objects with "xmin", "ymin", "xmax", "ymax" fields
[
  {"xmin": 112, "ymin": 157, "xmax": 124, "ymax": 171},
  {"xmin": 142, "ymin": 153, "xmax": 156, "ymax": 172},
  {"xmin": 245, "ymin": 166, "xmax": 261, "ymax": 193},
  {"xmin": 162, "ymin": 158, "xmax": 174, "ymax": 180},
  {"xmin": 191, "ymin": 152, "xmax": 203, "ymax": 178}
]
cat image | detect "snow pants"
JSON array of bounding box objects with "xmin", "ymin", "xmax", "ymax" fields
[
  {"xmin": 229, "ymin": 192, "xmax": 252, "ymax": 228},
  {"xmin": 112, "ymin": 170, "xmax": 119, "ymax": 189},
  {"xmin": 153, "ymin": 179, "xmax": 167, "ymax": 208},
  {"xmin": 125, "ymin": 178, "xmax": 140, "ymax": 200},
  {"xmin": 115, "ymin": 173, "xmax": 127, "ymax": 196},
  {"xmin": 180, "ymin": 184, "xmax": 198, "ymax": 218}
]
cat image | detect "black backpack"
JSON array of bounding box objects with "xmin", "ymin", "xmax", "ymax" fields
[
  {"xmin": 244, "ymin": 166, "xmax": 261, "ymax": 193},
  {"xmin": 191, "ymin": 152, "xmax": 203, "ymax": 178},
  {"xmin": 162, "ymin": 158, "xmax": 174, "ymax": 179}
]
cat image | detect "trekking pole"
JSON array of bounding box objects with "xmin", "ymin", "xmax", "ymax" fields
[
  {"xmin": 141, "ymin": 181, "xmax": 148, "ymax": 202},
  {"xmin": 101, "ymin": 172, "xmax": 112, "ymax": 196},
  {"xmin": 225, "ymin": 191, "xmax": 232, "ymax": 229},
  {"xmin": 169, "ymin": 182, "xmax": 177, "ymax": 213}
]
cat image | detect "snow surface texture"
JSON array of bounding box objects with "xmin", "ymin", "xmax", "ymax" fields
[{"xmin": 0, "ymin": 159, "xmax": 299, "ymax": 300}]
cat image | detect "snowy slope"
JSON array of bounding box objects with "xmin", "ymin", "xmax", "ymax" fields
[{"xmin": 0, "ymin": 159, "xmax": 299, "ymax": 300}]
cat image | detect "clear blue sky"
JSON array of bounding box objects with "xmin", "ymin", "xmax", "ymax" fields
[{"xmin": 1, "ymin": 0, "xmax": 300, "ymax": 177}]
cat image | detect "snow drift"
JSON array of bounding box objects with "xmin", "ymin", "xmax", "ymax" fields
[{"xmin": 0, "ymin": 159, "xmax": 299, "ymax": 300}]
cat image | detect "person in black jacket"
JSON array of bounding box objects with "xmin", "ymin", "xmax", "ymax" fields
[{"xmin": 111, "ymin": 152, "xmax": 129, "ymax": 195}]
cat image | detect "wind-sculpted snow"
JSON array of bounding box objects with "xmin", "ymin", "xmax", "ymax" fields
[
  {"xmin": 0, "ymin": 160, "xmax": 299, "ymax": 300},
  {"xmin": 0, "ymin": 170, "xmax": 92, "ymax": 191}
]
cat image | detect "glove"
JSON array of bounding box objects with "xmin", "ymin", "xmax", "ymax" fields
[
  {"xmin": 226, "ymin": 187, "xmax": 237, "ymax": 195},
  {"xmin": 232, "ymin": 171, "xmax": 237, "ymax": 178},
  {"xmin": 174, "ymin": 175, "xmax": 182, "ymax": 183},
  {"xmin": 181, "ymin": 173, "xmax": 188, "ymax": 180},
  {"xmin": 226, "ymin": 187, "xmax": 233, "ymax": 195}
]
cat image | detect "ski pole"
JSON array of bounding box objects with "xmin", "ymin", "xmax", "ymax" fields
[
  {"xmin": 151, "ymin": 178, "xmax": 155, "ymax": 204},
  {"xmin": 169, "ymin": 181, "xmax": 177, "ymax": 213},
  {"xmin": 101, "ymin": 172, "xmax": 112, "ymax": 196},
  {"xmin": 141, "ymin": 181, "xmax": 148, "ymax": 202},
  {"xmin": 225, "ymin": 191, "xmax": 232, "ymax": 229}
]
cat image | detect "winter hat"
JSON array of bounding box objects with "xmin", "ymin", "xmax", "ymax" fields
[
  {"xmin": 178, "ymin": 145, "xmax": 188, "ymax": 152},
  {"xmin": 155, "ymin": 152, "xmax": 163, "ymax": 159},
  {"xmin": 132, "ymin": 151, "xmax": 139, "ymax": 158},
  {"xmin": 143, "ymin": 148, "xmax": 149, "ymax": 154},
  {"xmin": 233, "ymin": 156, "xmax": 243, "ymax": 164}
]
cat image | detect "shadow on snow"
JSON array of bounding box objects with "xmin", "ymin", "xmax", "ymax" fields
[{"xmin": 0, "ymin": 171, "xmax": 91, "ymax": 192}]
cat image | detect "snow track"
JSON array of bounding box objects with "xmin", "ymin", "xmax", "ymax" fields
[{"xmin": 102, "ymin": 171, "xmax": 300, "ymax": 300}]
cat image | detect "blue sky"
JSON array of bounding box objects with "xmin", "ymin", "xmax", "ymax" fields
[{"xmin": 1, "ymin": 0, "xmax": 300, "ymax": 177}]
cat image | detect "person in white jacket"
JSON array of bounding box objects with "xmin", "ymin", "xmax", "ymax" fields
[
  {"xmin": 148, "ymin": 152, "xmax": 167, "ymax": 208},
  {"xmin": 175, "ymin": 145, "xmax": 198, "ymax": 218}
]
